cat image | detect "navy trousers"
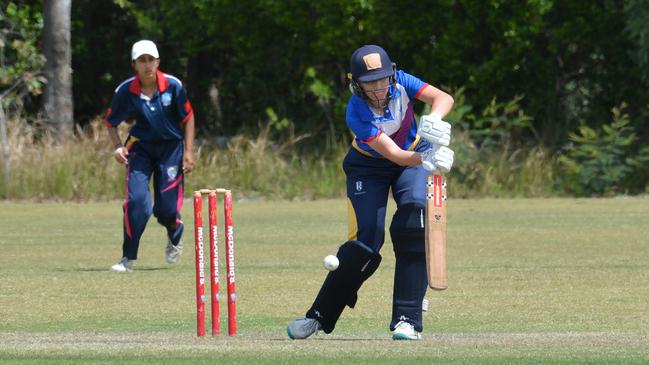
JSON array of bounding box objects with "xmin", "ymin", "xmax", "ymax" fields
[{"xmin": 122, "ymin": 138, "xmax": 184, "ymax": 259}]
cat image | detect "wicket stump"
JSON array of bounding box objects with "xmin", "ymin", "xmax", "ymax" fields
[{"xmin": 193, "ymin": 189, "xmax": 237, "ymax": 337}]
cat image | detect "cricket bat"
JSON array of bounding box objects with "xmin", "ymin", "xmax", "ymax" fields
[{"xmin": 425, "ymin": 173, "xmax": 448, "ymax": 290}]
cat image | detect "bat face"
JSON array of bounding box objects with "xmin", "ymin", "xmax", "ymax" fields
[{"xmin": 425, "ymin": 174, "xmax": 448, "ymax": 290}]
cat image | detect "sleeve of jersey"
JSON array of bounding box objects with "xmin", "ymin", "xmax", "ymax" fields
[
  {"xmin": 174, "ymin": 84, "xmax": 193, "ymax": 124},
  {"xmin": 346, "ymin": 99, "xmax": 381, "ymax": 143},
  {"xmin": 104, "ymin": 91, "xmax": 129, "ymax": 128},
  {"xmin": 396, "ymin": 70, "xmax": 429, "ymax": 99}
]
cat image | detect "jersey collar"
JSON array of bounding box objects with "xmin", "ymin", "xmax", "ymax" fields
[{"xmin": 128, "ymin": 70, "xmax": 169, "ymax": 95}]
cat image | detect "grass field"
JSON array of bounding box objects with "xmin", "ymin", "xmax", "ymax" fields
[{"xmin": 1, "ymin": 197, "xmax": 648, "ymax": 364}]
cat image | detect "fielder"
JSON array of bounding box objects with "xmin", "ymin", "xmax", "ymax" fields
[
  {"xmin": 288, "ymin": 45, "xmax": 454, "ymax": 340},
  {"xmin": 104, "ymin": 40, "xmax": 195, "ymax": 272}
]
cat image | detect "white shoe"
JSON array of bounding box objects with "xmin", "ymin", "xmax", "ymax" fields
[
  {"xmin": 165, "ymin": 240, "xmax": 183, "ymax": 264},
  {"xmin": 109, "ymin": 257, "xmax": 133, "ymax": 273},
  {"xmin": 392, "ymin": 321, "xmax": 421, "ymax": 340},
  {"xmin": 287, "ymin": 317, "xmax": 321, "ymax": 339}
]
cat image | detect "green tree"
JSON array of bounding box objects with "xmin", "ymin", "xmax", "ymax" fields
[
  {"xmin": 625, "ymin": 0, "xmax": 649, "ymax": 88},
  {"xmin": 0, "ymin": 2, "xmax": 45, "ymax": 198},
  {"xmin": 70, "ymin": 0, "xmax": 140, "ymax": 124},
  {"xmin": 67, "ymin": 0, "xmax": 649, "ymax": 160}
]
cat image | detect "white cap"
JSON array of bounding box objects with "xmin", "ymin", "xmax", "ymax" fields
[{"xmin": 131, "ymin": 40, "xmax": 159, "ymax": 60}]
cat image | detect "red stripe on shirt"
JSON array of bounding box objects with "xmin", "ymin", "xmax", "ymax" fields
[
  {"xmin": 415, "ymin": 83, "xmax": 429, "ymax": 99},
  {"xmin": 181, "ymin": 109, "xmax": 193, "ymax": 125},
  {"xmin": 361, "ymin": 130, "xmax": 383, "ymax": 144}
]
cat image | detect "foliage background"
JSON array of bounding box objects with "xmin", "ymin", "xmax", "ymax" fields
[{"xmin": 2, "ymin": 0, "xmax": 649, "ymax": 198}]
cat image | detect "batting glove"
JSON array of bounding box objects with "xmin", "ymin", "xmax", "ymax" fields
[
  {"xmin": 420, "ymin": 145, "xmax": 455, "ymax": 174},
  {"xmin": 418, "ymin": 113, "xmax": 451, "ymax": 146}
]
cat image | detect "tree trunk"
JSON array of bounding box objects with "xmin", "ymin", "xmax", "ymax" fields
[
  {"xmin": 0, "ymin": 100, "xmax": 9, "ymax": 199},
  {"xmin": 43, "ymin": 0, "xmax": 73, "ymax": 141}
]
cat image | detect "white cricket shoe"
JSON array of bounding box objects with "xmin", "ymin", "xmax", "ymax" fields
[
  {"xmin": 392, "ymin": 321, "xmax": 422, "ymax": 340},
  {"xmin": 109, "ymin": 257, "xmax": 133, "ymax": 273},
  {"xmin": 165, "ymin": 240, "xmax": 183, "ymax": 264},
  {"xmin": 287, "ymin": 317, "xmax": 321, "ymax": 340}
]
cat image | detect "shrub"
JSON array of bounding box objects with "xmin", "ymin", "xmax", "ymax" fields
[
  {"xmin": 435, "ymin": 88, "xmax": 557, "ymax": 197},
  {"xmin": 558, "ymin": 104, "xmax": 649, "ymax": 196}
]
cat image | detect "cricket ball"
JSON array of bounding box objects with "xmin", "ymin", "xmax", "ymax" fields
[{"xmin": 323, "ymin": 255, "xmax": 339, "ymax": 271}]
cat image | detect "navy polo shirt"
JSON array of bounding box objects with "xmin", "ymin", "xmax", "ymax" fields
[{"xmin": 104, "ymin": 70, "xmax": 193, "ymax": 141}]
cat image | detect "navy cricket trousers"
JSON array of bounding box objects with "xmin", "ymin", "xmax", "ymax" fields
[
  {"xmin": 343, "ymin": 139, "xmax": 432, "ymax": 331},
  {"xmin": 122, "ymin": 137, "xmax": 184, "ymax": 259}
]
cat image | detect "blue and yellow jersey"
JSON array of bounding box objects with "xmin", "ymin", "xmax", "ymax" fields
[
  {"xmin": 346, "ymin": 70, "xmax": 428, "ymax": 157},
  {"xmin": 104, "ymin": 70, "xmax": 193, "ymax": 141}
]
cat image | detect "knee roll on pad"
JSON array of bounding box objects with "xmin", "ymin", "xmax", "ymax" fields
[
  {"xmin": 389, "ymin": 203, "xmax": 425, "ymax": 253},
  {"xmin": 307, "ymin": 240, "xmax": 382, "ymax": 333}
]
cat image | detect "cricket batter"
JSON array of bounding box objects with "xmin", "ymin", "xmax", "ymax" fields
[
  {"xmin": 288, "ymin": 45, "xmax": 455, "ymax": 340},
  {"xmin": 104, "ymin": 40, "xmax": 195, "ymax": 272}
]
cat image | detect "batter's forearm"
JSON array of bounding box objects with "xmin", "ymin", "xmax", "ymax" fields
[
  {"xmin": 376, "ymin": 146, "xmax": 420, "ymax": 166},
  {"xmin": 386, "ymin": 150, "xmax": 421, "ymax": 166},
  {"xmin": 367, "ymin": 133, "xmax": 421, "ymax": 166},
  {"xmin": 417, "ymin": 85, "xmax": 454, "ymax": 118},
  {"xmin": 429, "ymin": 95, "xmax": 454, "ymax": 118}
]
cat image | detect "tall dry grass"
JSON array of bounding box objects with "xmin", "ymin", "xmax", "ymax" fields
[
  {"xmin": 0, "ymin": 118, "xmax": 347, "ymax": 200},
  {"xmin": 0, "ymin": 118, "xmax": 124, "ymax": 200},
  {"xmin": 449, "ymin": 130, "xmax": 559, "ymax": 198},
  {"xmin": 0, "ymin": 116, "xmax": 561, "ymax": 201}
]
